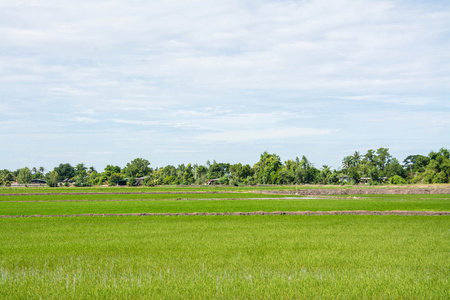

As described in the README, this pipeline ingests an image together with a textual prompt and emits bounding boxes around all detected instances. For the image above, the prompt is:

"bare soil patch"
[1,210,449,218]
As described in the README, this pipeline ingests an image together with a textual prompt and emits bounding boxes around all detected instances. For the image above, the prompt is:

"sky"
[1,0,449,172]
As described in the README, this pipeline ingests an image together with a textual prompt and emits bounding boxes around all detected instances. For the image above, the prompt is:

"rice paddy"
[0,187,449,299]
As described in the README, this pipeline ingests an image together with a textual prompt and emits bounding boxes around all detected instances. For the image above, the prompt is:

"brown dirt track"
[1,210,449,218]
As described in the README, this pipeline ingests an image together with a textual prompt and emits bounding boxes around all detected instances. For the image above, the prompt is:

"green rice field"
[1,187,449,299]
[1,192,449,216]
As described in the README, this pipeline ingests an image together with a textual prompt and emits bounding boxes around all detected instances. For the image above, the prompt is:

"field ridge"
[2,210,449,218]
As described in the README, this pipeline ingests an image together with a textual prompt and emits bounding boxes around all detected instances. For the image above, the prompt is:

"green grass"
[1,188,448,298]
[1,195,449,216]
[0,185,313,194]
[0,192,286,202]
[1,215,448,299]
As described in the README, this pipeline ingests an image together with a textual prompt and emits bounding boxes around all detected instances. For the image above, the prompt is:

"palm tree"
[353,151,361,166]
[342,156,353,169]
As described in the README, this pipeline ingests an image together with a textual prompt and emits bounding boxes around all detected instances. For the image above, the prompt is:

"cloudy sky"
[1,0,449,171]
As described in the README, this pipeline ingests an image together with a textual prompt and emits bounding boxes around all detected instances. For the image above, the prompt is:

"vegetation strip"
[2,210,449,218]
[0,191,233,196]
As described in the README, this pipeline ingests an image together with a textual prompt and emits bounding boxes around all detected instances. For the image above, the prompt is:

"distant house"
[117,179,128,186]
[135,177,147,186]
[30,179,46,184]
[206,178,220,185]
[338,175,349,183]
[359,177,371,184]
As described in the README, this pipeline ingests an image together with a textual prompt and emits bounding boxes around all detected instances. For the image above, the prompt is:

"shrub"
[433,171,447,183]
[389,175,406,185]
[128,177,136,186]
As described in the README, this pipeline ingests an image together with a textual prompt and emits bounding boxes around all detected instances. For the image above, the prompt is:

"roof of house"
[30,179,46,183]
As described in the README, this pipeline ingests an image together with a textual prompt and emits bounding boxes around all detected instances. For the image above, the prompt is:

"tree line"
[1,148,449,187]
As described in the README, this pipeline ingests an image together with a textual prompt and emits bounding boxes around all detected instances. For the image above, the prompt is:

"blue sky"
[1,0,449,172]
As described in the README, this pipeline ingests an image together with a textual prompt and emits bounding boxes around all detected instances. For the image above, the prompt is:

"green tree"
[0,170,14,186]
[75,163,88,177]
[17,167,32,184]
[87,170,100,186]
[195,165,208,184]
[420,148,450,183]
[207,161,231,180]
[46,170,59,187]
[123,158,151,178]
[294,156,318,184]
[108,173,123,186]
[182,163,195,185]
[363,149,376,164]
[32,171,44,180]
[375,148,393,172]
[230,163,254,183]
[317,165,338,184]
[277,167,295,184]
[54,163,75,181]
[104,165,121,177]
[253,151,282,184]
[384,158,407,178]
[403,155,430,175]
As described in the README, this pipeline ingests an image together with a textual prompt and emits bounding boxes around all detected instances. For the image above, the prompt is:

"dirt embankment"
[257,188,450,196]
[1,210,449,218]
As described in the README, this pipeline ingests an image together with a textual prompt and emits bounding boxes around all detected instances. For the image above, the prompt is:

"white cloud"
[194,127,335,143]
[0,0,449,170]
[335,95,436,106]
[2,0,449,97]
[72,116,100,124]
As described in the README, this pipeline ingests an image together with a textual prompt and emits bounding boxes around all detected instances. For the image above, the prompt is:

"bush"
[128,177,136,186]
[389,175,406,185]
[411,173,424,184]
[229,179,239,186]
[217,176,229,185]
[423,172,435,184]
[433,171,448,183]
[163,176,178,185]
